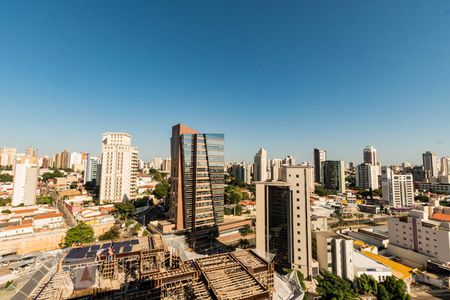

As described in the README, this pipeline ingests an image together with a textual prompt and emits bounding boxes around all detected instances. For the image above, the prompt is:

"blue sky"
[1,1,450,165]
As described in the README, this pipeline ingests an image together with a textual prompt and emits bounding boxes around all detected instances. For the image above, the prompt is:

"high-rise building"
[253,148,267,182]
[151,156,163,170]
[161,158,172,173]
[270,158,282,181]
[12,156,39,206]
[169,124,224,235]
[40,156,49,169]
[99,132,139,203]
[84,154,100,184]
[314,148,326,183]
[25,146,37,157]
[381,167,414,208]
[0,147,17,167]
[322,160,346,193]
[61,150,71,169]
[229,162,252,184]
[282,155,296,166]
[256,165,313,278]
[363,146,377,165]
[439,156,450,183]
[356,163,379,190]
[422,151,440,180]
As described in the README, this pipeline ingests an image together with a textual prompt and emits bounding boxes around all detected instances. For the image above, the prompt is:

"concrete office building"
[229,161,252,184]
[256,165,313,278]
[12,156,39,206]
[253,148,267,182]
[388,207,450,267]
[322,160,346,193]
[423,151,440,180]
[25,146,37,157]
[313,231,354,280]
[161,158,172,173]
[270,158,282,182]
[169,124,225,235]
[356,163,379,190]
[381,167,414,209]
[0,147,17,167]
[283,155,296,166]
[84,154,100,184]
[363,146,378,165]
[314,148,326,183]
[99,132,139,203]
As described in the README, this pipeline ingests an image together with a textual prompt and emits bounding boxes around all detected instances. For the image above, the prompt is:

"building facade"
[423,151,440,180]
[99,132,138,203]
[84,154,100,184]
[253,148,267,182]
[256,165,313,278]
[0,147,17,167]
[381,167,414,208]
[12,156,39,206]
[356,163,379,190]
[363,146,377,165]
[169,124,225,235]
[322,160,346,193]
[314,148,326,183]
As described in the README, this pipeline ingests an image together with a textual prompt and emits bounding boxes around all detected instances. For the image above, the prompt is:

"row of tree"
[316,271,410,300]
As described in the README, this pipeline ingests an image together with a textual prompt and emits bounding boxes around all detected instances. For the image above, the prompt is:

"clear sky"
[1,1,450,165]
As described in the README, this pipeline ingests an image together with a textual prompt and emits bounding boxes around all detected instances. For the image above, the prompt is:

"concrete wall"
[0,228,67,255]
[387,244,429,269]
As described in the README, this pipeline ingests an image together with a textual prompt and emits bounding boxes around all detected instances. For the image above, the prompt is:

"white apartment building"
[270,158,282,181]
[253,147,267,182]
[356,163,379,190]
[313,231,354,280]
[388,208,450,265]
[0,147,17,167]
[12,156,39,206]
[99,132,139,203]
[84,154,99,184]
[381,167,413,209]
[256,165,313,278]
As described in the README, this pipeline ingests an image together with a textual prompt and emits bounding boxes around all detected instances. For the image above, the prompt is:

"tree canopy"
[42,170,64,182]
[316,271,358,300]
[153,181,170,200]
[36,196,53,205]
[64,222,94,247]
[98,226,120,241]
[114,202,136,218]
[0,173,13,182]
[224,185,243,205]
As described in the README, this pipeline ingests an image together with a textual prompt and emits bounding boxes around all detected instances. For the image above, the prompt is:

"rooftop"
[362,251,414,280]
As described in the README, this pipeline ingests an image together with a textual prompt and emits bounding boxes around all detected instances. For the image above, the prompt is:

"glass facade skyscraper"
[170,124,224,236]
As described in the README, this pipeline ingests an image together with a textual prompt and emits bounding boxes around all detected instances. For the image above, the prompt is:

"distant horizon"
[1,1,450,165]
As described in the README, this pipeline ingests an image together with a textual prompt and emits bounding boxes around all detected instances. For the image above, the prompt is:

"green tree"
[153,181,170,200]
[316,271,358,300]
[98,226,120,241]
[42,170,64,182]
[36,196,53,205]
[0,198,11,206]
[225,185,243,205]
[354,274,378,295]
[0,173,13,182]
[114,202,136,219]
[64,222,94,247]
[377,285,390,300]
[378,276,410,300]
[414,194,429,202]
[70,181,78,189]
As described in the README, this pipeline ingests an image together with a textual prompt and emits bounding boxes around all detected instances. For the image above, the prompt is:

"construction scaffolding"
[32,235,273,300]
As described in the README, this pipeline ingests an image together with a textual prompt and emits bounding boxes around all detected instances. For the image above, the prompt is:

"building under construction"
[31,235,274,300]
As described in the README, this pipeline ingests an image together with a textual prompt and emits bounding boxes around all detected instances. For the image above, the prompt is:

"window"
[296,175,299,178]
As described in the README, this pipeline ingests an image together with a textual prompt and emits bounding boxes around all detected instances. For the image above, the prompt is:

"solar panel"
[131,239,139,245]
[123,245,132,253]
[101,243,111,249]
[91,245,100,251]
[86,252,96,258]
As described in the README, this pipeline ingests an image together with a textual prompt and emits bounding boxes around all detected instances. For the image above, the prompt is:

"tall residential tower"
[313,148,326,183]
[99,132,138,203]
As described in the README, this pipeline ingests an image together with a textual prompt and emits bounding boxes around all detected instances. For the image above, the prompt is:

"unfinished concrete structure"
[29,235,273,300]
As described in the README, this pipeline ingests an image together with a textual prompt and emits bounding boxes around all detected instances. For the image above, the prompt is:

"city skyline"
[2,1,450,164]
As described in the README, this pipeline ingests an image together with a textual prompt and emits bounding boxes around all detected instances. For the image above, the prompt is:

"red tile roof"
[431,213,450,222]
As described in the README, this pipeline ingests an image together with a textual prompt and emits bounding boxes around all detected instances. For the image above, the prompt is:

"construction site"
[25,234,274,300]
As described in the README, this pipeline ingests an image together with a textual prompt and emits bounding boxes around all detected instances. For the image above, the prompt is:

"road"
[49,190,77,227]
